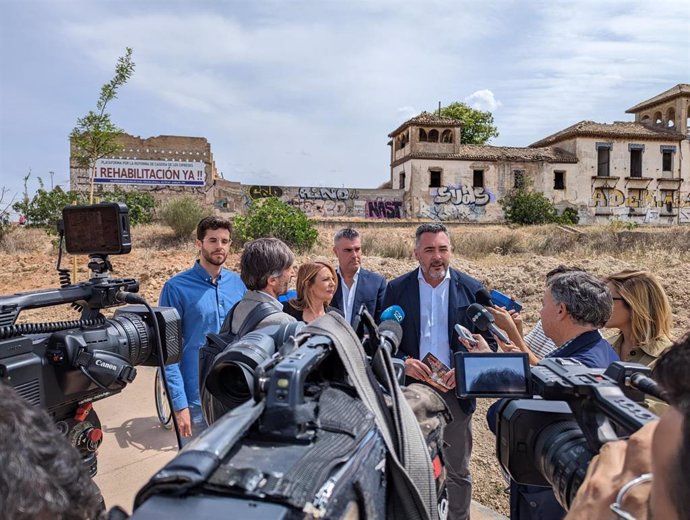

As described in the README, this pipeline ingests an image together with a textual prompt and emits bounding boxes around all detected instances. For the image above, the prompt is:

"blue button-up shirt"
[159,261,246,411]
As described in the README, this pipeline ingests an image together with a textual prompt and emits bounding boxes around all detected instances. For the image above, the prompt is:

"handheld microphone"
[629,372,668,403]
[380,305,405,323]
[378,320,403,355]
[474,288,494,308]
[466,303,511,345]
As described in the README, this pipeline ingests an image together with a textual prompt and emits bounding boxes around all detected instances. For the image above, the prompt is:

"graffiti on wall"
[298,187,358,201]
[366,199,403,219]
[418,185,495,221]
[591,188,685,209]
[248,185,284,199]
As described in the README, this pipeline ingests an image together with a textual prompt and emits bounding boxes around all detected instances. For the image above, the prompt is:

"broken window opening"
[554,170,565,190]
[428,129,439,142]
[630,149,642,177]
[441,129,453,143]
[429,170,442,188]
[473,169,484,188]
[597,147,610,177]
[399,172,406,189]
[513,170,525,189]
[662,150,673,172]
[419,129,428,142]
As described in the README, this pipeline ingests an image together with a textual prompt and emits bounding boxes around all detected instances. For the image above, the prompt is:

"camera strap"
[302,312,438,520]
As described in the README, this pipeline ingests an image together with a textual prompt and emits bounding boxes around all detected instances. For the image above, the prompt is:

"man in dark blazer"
[331,228,387,325]
[382,223,495,520]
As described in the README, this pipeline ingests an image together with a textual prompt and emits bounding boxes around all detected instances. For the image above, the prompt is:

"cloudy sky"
[1,0,688,207]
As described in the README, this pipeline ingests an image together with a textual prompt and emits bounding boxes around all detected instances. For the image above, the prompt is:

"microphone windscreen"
[380,305,405,323]
[466,303,494,331]
[379,320,403,352]
[475,288,493,307]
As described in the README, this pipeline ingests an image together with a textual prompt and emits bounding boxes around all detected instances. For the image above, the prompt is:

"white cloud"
[464,89,502,112]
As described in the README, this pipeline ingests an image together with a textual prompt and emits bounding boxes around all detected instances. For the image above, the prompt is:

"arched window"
[419,129,428,142]
[441,129,453,143]
[666,107,676,128]
[428,129,439,142]
[654,111,663,126]
[641,114,650,124]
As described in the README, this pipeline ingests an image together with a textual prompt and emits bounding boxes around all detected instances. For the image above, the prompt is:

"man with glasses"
[160,216,246,442]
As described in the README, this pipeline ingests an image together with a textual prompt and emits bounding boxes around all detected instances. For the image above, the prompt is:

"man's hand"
[442,368,456,389]
[565,420,657,520]
[404,358,432,382]
[175,407,193,437]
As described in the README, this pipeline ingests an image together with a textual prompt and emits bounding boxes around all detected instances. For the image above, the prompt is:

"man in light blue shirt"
[160,216,246,442]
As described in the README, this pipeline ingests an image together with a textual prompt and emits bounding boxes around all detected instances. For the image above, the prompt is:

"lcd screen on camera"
[63,203,131,255]
[455,352,531,398]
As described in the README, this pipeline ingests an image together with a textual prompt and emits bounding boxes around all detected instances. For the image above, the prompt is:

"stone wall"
[234,184,407,219]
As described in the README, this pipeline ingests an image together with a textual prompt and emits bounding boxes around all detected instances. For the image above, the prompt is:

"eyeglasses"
[609,473,652,520]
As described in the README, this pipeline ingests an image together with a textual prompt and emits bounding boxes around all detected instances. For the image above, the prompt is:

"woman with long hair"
[604,269,673,365]
[283,261,340,323]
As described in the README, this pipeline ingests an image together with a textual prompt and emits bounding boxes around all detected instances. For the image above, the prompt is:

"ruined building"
[389,84,690,224]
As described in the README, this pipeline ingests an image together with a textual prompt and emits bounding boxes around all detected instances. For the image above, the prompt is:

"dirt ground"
[2,223,689,516]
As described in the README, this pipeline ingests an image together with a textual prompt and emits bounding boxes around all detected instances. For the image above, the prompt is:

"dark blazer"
[382,267,496,414]
[331,268,387,325]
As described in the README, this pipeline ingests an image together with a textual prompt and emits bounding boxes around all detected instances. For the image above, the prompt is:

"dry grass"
[0,226,55,254]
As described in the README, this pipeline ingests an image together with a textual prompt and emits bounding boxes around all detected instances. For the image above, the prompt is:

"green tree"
[70,48,135,202]
[12,181,84,231]
[234,197,318,252]
[437,102,499,144]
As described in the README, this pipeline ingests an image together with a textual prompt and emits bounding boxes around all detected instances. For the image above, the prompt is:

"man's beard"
[202,249,227,266]
[424,263,447,279]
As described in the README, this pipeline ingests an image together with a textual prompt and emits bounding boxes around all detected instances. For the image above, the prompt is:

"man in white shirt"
[382,223,496,520]
[330,228,386,325]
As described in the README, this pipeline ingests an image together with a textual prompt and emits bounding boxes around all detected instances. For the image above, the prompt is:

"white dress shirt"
[338,267,360,324]
[418,268,451,367]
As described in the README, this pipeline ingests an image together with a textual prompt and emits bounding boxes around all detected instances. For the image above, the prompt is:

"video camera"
[454,352,663,510]
[0,203,181,476]
[129,308,447,520]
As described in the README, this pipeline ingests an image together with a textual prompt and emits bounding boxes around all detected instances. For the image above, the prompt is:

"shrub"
[13,186,84,232]
[557,207,579,225]
[500,188,559,225]
[160,196,207,238]
[234,197,318,252]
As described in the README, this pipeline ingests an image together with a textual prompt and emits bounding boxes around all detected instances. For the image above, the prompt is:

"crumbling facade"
[389,84,690,224]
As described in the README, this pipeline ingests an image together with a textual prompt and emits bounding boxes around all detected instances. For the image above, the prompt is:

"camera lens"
[206,332,276,410]
[534,420,595,509]
[108,313,152,366]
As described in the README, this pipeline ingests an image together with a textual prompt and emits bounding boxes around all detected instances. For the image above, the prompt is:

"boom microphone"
[380,305,405,323]
[466,303,512,345]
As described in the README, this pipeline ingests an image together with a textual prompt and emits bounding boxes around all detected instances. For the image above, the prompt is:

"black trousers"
[441,391,473,520]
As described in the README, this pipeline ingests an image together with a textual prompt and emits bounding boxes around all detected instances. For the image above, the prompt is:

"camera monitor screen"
[454,352,531,398]
[63,203,131,255]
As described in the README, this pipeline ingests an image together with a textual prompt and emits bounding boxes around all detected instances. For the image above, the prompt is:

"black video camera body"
[131,311,448,520]
[0,203,182,476]
[454,353,660,510]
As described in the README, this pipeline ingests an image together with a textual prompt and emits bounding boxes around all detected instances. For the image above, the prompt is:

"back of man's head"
[0,384,103,520]
[654,333,690,520]
[240,238,294,290]
[547,271,612,328]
